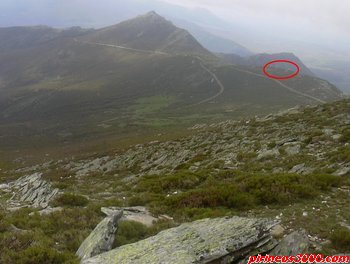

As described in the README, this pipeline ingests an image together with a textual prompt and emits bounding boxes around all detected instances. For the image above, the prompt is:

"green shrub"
[136,172,205,193]
[190,153,208,162]
[115,221,148,247]
[328,147,350,163]
[241,173,339,204]
[168,184,255,210]
[52,193,89,207]
[164,172,341,211]
[267,141,277,149]
[339,128,350,143]
[13,246,78,264]
[331,226,350,251]
[114,220,175,248]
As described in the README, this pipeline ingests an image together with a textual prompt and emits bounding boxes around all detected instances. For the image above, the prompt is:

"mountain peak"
[82,12,211,55]
[144,11,160,17]
[135,11,173,26]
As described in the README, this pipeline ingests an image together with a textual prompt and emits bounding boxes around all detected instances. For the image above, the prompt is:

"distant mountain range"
[0,12,344,148]
[218,52,316,77]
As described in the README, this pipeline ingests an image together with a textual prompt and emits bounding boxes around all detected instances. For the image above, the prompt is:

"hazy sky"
[162,0,350,53]
[0,0,348,58]
[162,0,350,32]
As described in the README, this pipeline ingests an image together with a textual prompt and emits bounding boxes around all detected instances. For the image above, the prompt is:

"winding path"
[191,57,225,106]
[82,40,326,105]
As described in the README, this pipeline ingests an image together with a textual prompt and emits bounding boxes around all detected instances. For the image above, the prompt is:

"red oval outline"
[263,59,300,80]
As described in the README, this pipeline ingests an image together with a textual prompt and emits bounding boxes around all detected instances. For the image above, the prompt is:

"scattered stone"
[285,144,301,155]
[289,164,314,175]
[271,224,285,239]
[0,183,9,189]
[29,206,63,216]
[257,148,280,161]
[76,209,123,260]
[276,138,298,146]
[332,134,342,140]
[9,224,29,233]
[333,165,350,177]
[323,129,334,136]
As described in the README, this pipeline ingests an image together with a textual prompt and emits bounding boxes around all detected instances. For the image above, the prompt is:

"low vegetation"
[331,226,350,252]
[52,193,89,207]
[133,171,342,217]
[114,220,175,247]
[0,99,349,262]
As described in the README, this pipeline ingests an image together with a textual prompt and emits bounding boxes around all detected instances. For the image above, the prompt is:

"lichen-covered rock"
[82,216,277,264]
[7,173,58,209]
[76,209,123,260]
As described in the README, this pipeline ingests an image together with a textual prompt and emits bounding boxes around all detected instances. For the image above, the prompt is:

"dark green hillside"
[0,12,345,152]
[0,26,90,52]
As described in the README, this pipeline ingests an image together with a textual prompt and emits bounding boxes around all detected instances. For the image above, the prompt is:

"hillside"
[0,12,345,151]
[0,99,349,262]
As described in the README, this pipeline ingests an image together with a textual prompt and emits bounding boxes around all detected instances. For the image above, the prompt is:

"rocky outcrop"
[82,216,278,264]
[6,173,59,209]
[76,209,123,260]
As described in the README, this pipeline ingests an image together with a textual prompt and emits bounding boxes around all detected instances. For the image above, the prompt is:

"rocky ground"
[0,99,349,263]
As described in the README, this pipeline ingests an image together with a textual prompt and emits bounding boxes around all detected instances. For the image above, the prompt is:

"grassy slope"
[0,99,349,262]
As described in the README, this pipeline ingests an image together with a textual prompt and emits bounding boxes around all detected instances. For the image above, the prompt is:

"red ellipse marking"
[263,59,300,80]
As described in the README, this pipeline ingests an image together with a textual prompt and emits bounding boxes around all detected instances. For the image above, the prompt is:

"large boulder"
[82,216,278,264]
[76,209,123,260]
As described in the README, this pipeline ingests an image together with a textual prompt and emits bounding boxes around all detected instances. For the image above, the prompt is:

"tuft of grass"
[52,193,89,207]
[114,220,175,247]
[330,226,350,251]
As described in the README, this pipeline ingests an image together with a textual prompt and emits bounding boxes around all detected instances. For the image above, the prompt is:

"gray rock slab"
[82,216,277,264]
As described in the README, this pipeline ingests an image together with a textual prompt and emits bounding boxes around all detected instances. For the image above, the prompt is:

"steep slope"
[171,19,253,57]
[82,11,211,55]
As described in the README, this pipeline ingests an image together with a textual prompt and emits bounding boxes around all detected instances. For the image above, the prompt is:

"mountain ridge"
[81,11,211,56]
[218,52,316,77]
